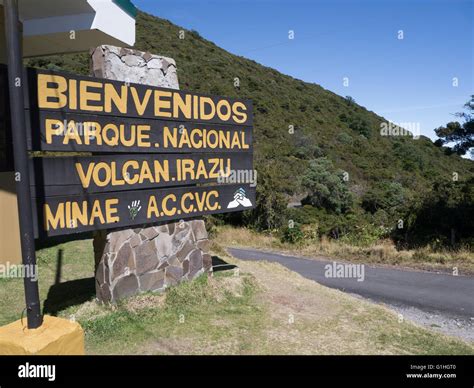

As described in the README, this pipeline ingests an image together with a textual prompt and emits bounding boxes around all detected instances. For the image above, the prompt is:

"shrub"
[302,157,353,214]
[361,181,407,215]
[350,120,371,138]
[280,222,304,244]
[337,132,353,145]
[339,223,390,247]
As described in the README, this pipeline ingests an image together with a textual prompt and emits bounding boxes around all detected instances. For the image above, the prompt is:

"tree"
[245,163,287,230]
[302,157,353,214]
[345,96,355,105]
[435,96,474,157]
[397,177,474,248]
[361,181,407,215]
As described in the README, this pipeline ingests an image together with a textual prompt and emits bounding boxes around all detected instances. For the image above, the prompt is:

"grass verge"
[0,237,472,354]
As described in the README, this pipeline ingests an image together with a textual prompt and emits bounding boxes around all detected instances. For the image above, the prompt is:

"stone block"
[172,223,193,244]
[156,224,169,234]
[130,233,141,248]
[107,229,134,252]
[91,45,179,90]
[155,232,173,258]
[97,283,112,303]
[95,260,105,284]
[168,255,180,267]
[165,266,183,286]
[139,270,165,292]
[182,259,190,277]
[112,274,139,301]
[112,243,135,279]
[192,220,208,241]
[188,249,203,279]
[135,241,159,275]
[157,260,169,271]
[176,240,195,262]
[197,239,210,253]
[140,226,160,241]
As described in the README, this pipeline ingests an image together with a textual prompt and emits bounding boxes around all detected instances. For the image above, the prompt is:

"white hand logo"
[227,188,252,209]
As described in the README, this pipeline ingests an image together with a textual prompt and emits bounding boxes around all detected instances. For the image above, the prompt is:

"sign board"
[26,69,252,125]
[4,67,255,238]
[32,183,256,237]
[29,152,253,196]
[25,111,252,153]
[23,68,253,152]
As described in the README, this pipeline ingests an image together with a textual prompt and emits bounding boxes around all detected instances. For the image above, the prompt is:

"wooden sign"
[0,66,255,237]
[25,68,252,124]
[33,184,256,237]
[25,110,252,153]
[22,68,253,154]
[29,152,253,196]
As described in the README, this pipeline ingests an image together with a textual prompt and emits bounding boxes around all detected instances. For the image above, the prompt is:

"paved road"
[228,247,474,319]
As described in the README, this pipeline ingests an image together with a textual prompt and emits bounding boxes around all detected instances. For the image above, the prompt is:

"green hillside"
[26,11,474,247]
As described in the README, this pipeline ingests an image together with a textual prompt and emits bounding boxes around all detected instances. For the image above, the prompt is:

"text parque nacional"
[43,118,250,151]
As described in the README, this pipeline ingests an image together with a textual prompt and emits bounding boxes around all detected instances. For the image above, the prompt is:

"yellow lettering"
[130,87,152,116]
[106,199,120,224]
[136,125,151,147]
[79,81,103,111]
[154,90,172,117]
[200,97,215,120]
[37,74,68,109]
[232,102,248,124]
[147,196,159,218]
[45,119,64,144]
[104,83,128,114]
[162,194,177,216]
[173,93,192,119]
[216,100,231,121]
[75,163,95,188]
[44,203,65,231]
[89,200,106,225]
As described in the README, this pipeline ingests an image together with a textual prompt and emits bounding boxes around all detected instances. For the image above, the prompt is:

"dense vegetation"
[26,11,474,249]
[434,96,474,157]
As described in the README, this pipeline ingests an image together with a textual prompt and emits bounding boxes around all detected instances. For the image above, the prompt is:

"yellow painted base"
[0,315,85,355]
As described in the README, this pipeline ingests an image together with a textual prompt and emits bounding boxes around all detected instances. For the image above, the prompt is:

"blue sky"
[133,0,473,140]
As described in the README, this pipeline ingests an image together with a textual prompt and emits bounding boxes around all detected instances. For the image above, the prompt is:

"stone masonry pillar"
[91,45,212,303]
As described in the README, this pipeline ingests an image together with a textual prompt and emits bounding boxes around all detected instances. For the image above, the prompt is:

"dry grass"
[124,293,166,313]
[220,252,473,354]
[214,225,474,275]
[78,250,473,355]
